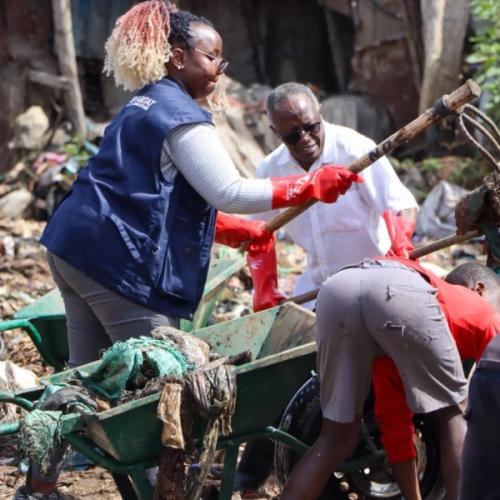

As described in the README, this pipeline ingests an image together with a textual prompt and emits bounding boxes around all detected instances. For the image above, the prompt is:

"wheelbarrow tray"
[0,252,246,370]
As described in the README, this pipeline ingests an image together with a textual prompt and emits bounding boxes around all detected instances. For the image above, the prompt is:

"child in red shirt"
[372,259,500,499]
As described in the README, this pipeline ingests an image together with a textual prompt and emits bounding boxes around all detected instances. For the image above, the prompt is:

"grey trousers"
[316,258,467,422]
[32,253,178,484]
[47,252,178,368]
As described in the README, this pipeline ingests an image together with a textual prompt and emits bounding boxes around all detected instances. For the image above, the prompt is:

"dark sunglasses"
[280,121,322,145]
[191,47,230,74]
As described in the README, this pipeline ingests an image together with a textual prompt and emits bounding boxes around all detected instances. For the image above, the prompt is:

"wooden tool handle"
[409,229,480,259]
[264,80,481,233]
[286,228,483,306]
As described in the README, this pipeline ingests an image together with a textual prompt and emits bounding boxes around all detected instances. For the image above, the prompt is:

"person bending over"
[281,259,500,500]
[371,261,500,499]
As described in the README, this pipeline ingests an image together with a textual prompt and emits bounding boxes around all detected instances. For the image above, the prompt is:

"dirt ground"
[0,465,121,500]
[0,464,281,499]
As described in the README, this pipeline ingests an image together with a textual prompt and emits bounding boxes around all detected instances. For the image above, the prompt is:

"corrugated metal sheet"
[349,39,420,127]
[71,0,134,59]
[354,0,406,49]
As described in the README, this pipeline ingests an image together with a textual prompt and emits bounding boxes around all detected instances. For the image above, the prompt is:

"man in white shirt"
[253,82,418,307]
[236,82,418,494]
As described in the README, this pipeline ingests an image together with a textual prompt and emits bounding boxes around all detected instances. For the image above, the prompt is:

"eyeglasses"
[191,47,230,74]
[280,121,322,145]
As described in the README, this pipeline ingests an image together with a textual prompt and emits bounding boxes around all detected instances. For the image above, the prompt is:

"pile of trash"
[0,219,52,319]
[11,327,242,500]
[2,105,98,220]
[1,78,277,222]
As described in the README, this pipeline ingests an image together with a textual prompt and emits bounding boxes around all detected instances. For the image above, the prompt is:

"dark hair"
[168,9,214,48]
[445,262,500,289]
[267,82,319,118]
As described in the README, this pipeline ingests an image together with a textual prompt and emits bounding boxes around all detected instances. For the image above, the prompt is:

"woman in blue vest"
[41,1,360,370]
[18,3,362,498]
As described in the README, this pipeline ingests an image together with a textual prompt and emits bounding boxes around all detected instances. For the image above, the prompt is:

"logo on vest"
[127,96,156,111]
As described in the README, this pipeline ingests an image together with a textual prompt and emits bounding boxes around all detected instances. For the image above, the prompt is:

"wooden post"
[419,0,469,113]
[51,0,86,138]
[400,0,423,91]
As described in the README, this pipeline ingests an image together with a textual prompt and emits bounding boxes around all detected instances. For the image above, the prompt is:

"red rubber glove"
[271,165,363,209]
[247,235,286,311]
[214,213,272,249]
[383,210,416,259]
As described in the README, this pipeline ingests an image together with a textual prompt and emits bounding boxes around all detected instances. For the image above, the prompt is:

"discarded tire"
[275,375,445,499]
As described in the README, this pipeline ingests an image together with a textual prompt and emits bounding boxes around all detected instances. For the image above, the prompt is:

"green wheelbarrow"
[0,252,246,371]
[0,302,443,499]
[0,302,316,499]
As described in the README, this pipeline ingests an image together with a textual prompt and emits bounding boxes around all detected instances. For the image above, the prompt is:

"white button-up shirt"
[254,122,418,300]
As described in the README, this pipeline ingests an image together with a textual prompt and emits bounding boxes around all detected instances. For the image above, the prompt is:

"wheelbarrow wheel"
[274,375,445,499]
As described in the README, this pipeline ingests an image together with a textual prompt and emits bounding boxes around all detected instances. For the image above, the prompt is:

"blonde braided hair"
[103,1,176,91]
[103,1,228,112]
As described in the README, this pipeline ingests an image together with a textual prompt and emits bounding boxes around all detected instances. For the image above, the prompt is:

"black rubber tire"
[274,375,445,499]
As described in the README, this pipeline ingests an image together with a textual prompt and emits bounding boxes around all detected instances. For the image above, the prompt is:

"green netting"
[17,338,192,474]
[77,336,192,399]
[18,409,62,474]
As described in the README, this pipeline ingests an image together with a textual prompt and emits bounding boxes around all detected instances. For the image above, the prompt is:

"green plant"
[467,0,500,123]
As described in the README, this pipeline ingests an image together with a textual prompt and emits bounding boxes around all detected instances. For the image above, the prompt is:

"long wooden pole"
[409,229,481,258]
[286,229,482,306]
[52,0,86,138]
[263,80,481,233]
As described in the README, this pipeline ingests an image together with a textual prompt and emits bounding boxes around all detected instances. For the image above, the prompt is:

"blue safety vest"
[41,78,216,319]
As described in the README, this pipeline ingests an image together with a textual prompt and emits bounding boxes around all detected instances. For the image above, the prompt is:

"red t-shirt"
[373,257,500,463]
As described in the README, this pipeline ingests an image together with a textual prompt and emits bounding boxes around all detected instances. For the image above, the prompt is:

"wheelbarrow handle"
[0,318,33,333]
[0,420,21,436]
[0,390,35,411]
[263,79,481,233]
[0,318,63,369]
[0,391,33,436]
